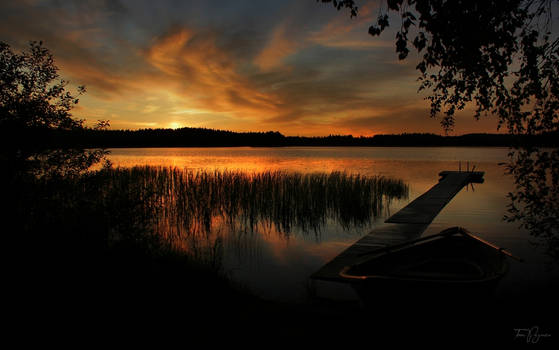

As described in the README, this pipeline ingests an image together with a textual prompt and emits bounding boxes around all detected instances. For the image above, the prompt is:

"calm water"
[108,147,557,302]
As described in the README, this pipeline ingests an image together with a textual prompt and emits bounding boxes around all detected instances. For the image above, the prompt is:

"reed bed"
[15,166,408,267]
[93,166,409,237]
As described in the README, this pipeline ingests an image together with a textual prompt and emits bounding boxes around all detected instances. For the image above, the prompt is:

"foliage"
[504,147,559,260]
[13,168,242,314]
[321,0,559,135]
[0,40,107,179]
[320,0,559,261]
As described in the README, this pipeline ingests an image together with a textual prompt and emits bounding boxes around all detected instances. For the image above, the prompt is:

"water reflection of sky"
[108,147,557,302]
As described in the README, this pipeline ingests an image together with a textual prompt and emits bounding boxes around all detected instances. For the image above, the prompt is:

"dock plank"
[385,171,484,224]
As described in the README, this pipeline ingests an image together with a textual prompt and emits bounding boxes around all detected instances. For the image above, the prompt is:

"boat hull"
[340,227,510,305]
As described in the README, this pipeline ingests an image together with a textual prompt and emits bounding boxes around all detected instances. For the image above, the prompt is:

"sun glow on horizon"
[6,1,505,136]
[168,121,182,129]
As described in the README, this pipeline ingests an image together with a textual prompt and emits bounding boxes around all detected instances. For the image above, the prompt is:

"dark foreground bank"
[28,257,555,347]
[6,167,555,346]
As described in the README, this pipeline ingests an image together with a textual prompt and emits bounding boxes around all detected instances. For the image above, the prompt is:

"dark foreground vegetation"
[9,126,558,148]
[13,165,408,261]
[9,167,554,344]
[9,166,553,344]
[8,166,414,338]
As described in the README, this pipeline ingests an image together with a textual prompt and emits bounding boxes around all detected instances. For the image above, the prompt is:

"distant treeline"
[6,127,559,149]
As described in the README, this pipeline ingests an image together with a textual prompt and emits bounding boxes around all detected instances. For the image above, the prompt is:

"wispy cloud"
[143,27,282,118]
[254,20,301,71]
[0,0,487,135]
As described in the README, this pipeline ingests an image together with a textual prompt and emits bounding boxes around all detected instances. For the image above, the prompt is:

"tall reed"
[14,166,408,268]
[97,166,409,238]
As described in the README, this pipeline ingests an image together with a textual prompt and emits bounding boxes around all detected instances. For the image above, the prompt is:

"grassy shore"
[6,165,413,341]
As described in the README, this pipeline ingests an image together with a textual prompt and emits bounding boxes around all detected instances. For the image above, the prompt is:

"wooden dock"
[311,170,484,283]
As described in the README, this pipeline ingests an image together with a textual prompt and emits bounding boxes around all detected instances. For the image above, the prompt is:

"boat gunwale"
[339,226,510,284]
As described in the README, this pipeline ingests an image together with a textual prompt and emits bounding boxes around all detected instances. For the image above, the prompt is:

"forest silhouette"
[12,126,559,148]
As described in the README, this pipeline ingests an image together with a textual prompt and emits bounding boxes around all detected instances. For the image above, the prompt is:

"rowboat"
[339,227,520,303]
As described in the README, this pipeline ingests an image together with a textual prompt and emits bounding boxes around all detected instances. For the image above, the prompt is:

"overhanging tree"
[0,40,108,179]
[320,0,558,260]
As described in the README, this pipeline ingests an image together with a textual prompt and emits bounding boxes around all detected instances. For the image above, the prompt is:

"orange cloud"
[144,27,282,120]
[2,0,506,136]
[254,21,300,71]
[61,22,425,136]
[59,59,130,97]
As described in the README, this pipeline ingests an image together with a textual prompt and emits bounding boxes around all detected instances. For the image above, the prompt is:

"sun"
[168,122,182,129]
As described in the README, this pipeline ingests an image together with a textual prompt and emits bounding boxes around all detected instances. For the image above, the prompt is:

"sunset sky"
[1,0,503,136]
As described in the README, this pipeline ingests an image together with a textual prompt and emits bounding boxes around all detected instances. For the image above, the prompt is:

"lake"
[107,146,557,303]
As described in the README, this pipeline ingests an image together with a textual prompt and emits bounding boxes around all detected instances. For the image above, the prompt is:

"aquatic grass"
[9,164,409,313]
[92,166,409,240]
[12,166,408,270]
